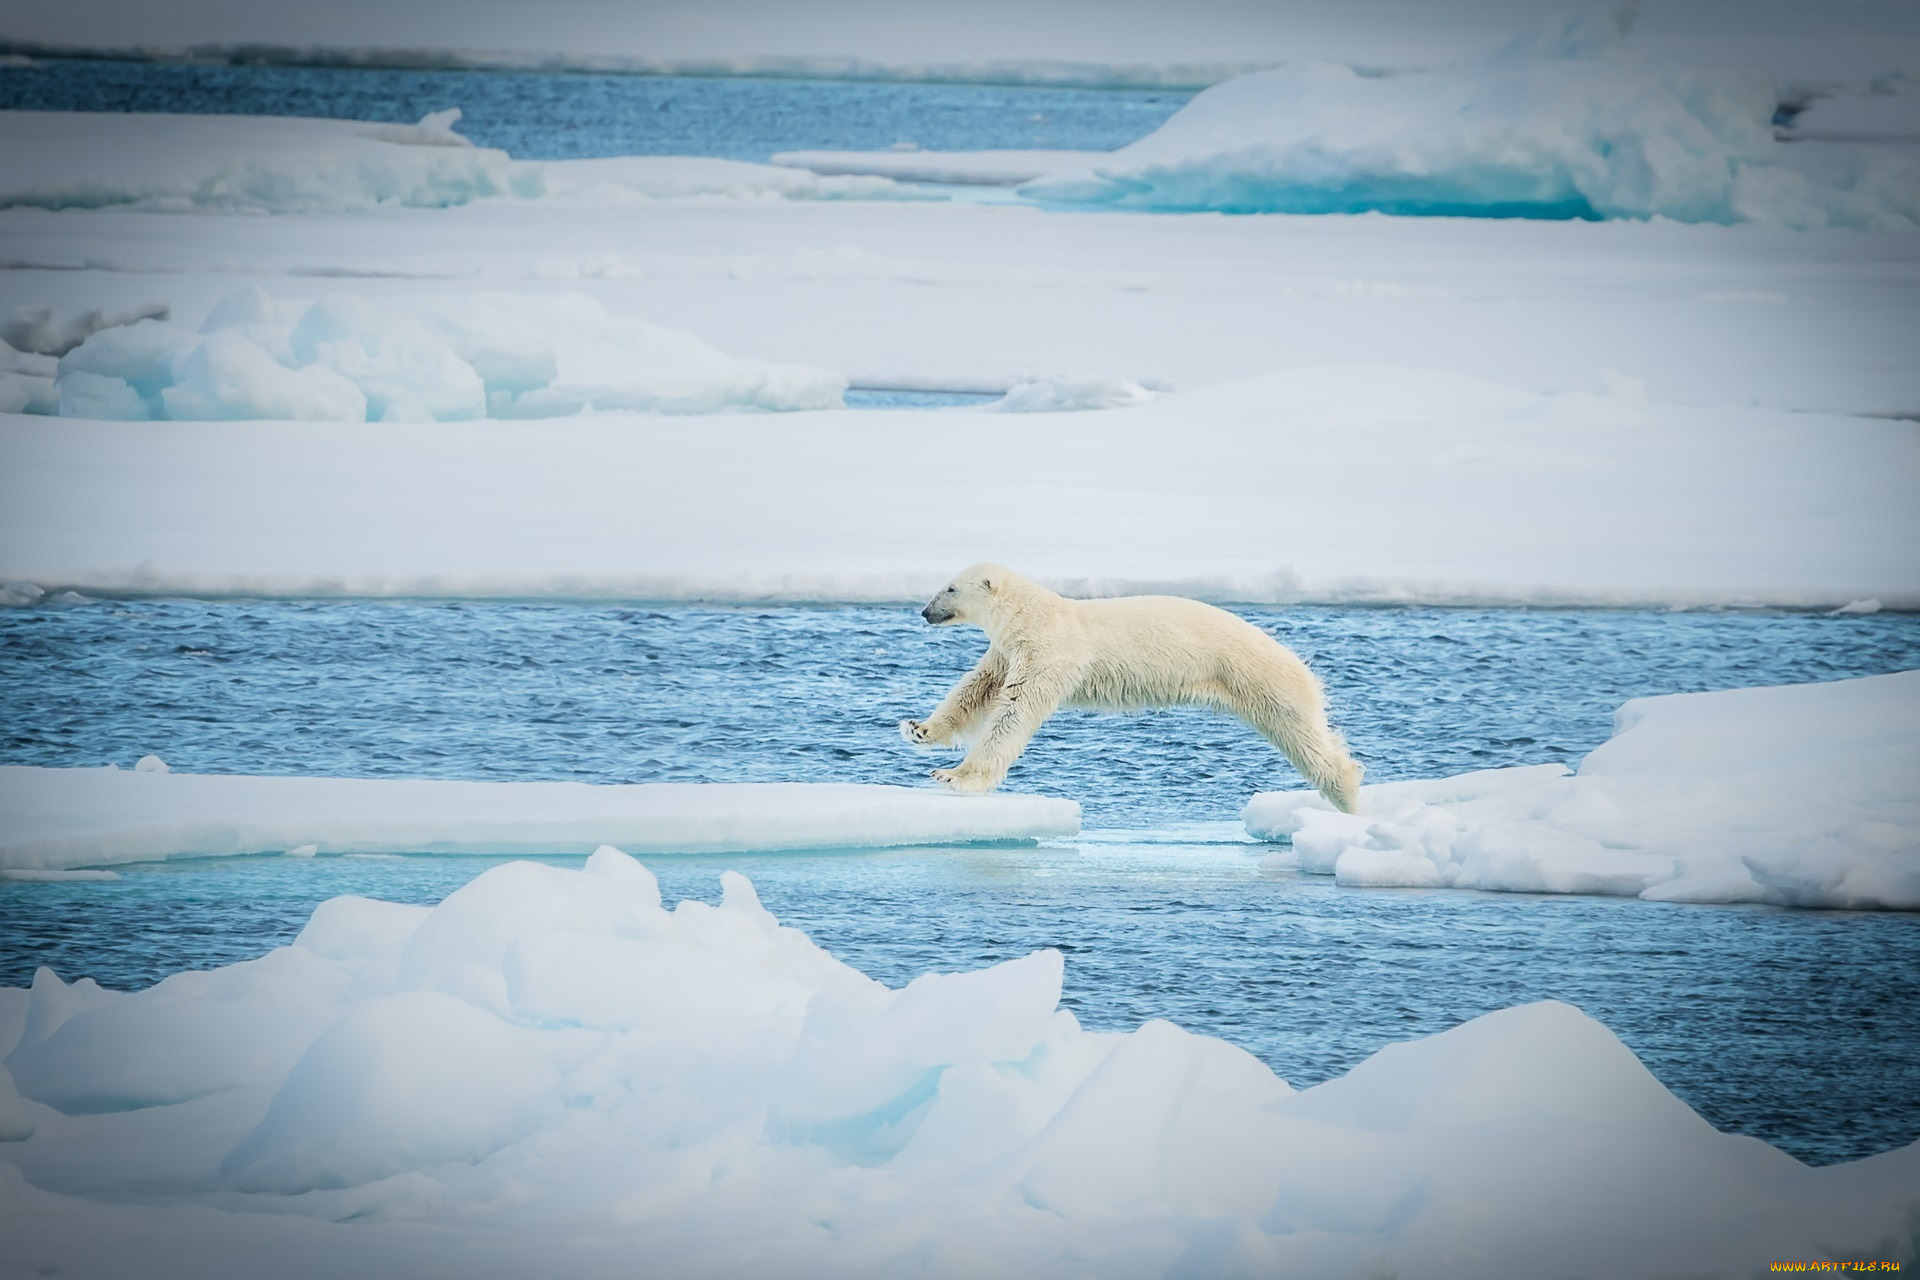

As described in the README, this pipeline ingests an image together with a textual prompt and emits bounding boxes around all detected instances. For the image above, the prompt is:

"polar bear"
[901,563,1363,811]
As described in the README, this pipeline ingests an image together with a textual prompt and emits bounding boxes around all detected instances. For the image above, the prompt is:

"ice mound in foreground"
[1248,670,1920,909]
[1,849,1914,1280]
[38,287,842,421]
[1022,13,1918,227]
[0,110,927,213]
[0,770,1080,871]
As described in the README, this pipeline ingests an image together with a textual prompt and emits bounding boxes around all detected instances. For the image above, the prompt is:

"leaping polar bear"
[901,563,1363,811]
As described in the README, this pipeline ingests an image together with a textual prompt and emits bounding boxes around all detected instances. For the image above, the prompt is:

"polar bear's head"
[921,562,1014,627]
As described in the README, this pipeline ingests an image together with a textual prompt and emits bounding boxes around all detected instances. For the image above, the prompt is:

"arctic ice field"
[3,1,1920,1276]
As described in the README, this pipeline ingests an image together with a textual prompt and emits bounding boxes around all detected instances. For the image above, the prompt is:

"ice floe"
[3,157,1912,415]
[5,365,1914,609]
[1247,671,1920,910]
[0,769,1079,871]
[25,287,843,421]
[0,847,1914,1278]
[0,110,928,214]
[1022,13,1920,227]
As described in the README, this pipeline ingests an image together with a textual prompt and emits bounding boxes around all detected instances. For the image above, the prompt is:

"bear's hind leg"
[1224,682,1364,814]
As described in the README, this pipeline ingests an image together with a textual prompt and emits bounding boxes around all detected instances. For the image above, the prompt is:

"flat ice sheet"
[4,365,1916,608]
[0,111,918,213]
[0,849,1914,1280]
[1246,670,1920,910]
[0,768,1081,869]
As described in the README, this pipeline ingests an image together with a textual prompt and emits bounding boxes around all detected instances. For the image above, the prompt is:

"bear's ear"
[980,576,995,592]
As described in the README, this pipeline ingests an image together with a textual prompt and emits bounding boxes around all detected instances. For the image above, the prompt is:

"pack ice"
[2,848,1915,1279]
[1021,11,1920,227]
[1248,671,1920,910]
[13,287,844,421]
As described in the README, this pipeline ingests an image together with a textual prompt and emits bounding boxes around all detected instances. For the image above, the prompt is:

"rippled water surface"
[0,59,1190,160]
[6,600,1916,825]
[3,599,1918,1164]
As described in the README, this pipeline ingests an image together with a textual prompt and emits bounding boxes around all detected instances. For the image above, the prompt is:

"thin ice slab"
[0,767,1080,870]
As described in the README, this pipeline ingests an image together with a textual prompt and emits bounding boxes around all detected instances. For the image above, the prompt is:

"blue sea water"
[3,598,1918,1165]
[0,58,1189,161]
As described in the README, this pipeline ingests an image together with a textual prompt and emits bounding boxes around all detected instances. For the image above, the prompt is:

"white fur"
[903,563,1363,810]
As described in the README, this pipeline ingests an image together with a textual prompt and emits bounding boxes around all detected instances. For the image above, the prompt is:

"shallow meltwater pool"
[3,598,1918,1164]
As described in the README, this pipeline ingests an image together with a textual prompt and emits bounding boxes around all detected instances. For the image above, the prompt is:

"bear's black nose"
[921,604,936,623]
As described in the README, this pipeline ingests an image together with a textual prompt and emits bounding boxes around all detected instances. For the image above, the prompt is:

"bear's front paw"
[931,767,994,794]
[900,719,933,745]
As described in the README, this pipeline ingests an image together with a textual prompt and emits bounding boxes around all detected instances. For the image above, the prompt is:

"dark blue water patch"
[843,388,1004,409]
[0,59,1187,161]
[3,841,1915,1167]
[2,599,1915,830]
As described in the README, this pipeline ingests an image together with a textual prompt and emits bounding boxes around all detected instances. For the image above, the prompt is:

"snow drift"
[1,847,1914,1279]
[0,768,1080,870]
[1022,12,1920,227]
[26,287,843,421]
[0,110,924,214]
[1247,670,1920,910]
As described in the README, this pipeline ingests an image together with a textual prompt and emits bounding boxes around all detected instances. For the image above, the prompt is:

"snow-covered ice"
[1022,16,1920,226]
[0,111,922,214]
[28,287,844,421]
[4,365,1913,608]
[0,846,1914,1279]
[5,170,1914,418]
[0,768,1080,871]
[1246,671,1920,910]
[990,374,1156,411]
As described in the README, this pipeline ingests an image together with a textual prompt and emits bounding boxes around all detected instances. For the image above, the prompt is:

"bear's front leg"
[904,650,1007,747]
[931,675,1062,794]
